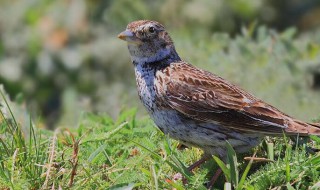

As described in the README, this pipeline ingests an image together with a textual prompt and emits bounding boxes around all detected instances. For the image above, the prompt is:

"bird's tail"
[288,120,320,136]
[308,122,320,135]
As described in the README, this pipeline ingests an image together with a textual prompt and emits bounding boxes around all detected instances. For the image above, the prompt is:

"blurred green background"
[1,0,320,128]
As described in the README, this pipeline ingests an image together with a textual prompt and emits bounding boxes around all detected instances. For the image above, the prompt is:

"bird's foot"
[206,168,222,190]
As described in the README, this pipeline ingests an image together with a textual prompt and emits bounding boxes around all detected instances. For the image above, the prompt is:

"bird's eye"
[149,27,155,33]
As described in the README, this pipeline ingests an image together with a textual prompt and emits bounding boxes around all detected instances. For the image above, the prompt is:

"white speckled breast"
[134,64,157,112]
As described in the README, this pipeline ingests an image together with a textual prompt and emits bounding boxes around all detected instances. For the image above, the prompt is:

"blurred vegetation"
[0,0,320,128]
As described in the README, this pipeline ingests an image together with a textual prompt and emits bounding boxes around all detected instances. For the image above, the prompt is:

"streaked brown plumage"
[118,20,320,161]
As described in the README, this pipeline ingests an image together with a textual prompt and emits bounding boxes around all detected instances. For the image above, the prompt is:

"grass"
[0,90,320,189]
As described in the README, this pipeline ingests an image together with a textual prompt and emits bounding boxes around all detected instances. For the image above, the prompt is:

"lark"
[118,20,320,187]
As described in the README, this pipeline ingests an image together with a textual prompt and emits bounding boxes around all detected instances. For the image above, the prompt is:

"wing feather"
[157,62,299,134]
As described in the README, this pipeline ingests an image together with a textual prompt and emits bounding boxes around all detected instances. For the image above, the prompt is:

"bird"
[117,20,320,187]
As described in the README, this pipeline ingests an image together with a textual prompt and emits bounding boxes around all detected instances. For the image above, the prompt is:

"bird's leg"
[187,156,209,171]
[187,156,223,189]
[206,168,222,189]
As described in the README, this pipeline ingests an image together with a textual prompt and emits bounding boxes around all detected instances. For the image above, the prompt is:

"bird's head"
[118,20,177,63]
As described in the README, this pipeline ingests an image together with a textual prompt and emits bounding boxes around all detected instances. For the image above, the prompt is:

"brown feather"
[157,61,320,136]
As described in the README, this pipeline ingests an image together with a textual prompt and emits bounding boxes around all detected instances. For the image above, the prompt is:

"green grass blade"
[285,149,291,182]
[0,106,13,135]
[267,142,274,161]
[150,164,158,190]
[310,135,320,144]
[307,154,320,169]
[0,89,18,130]
[163,135,172,155]
[88,144,107,162]
[237,154,254,190]
[226,141,239,187]
[132,140,192,181]
[213,155,230,182]
[169,154,192,176]
[82,164,101,187]
[131,140,163,160]
[282,132,291,183]
[0,137,10,156]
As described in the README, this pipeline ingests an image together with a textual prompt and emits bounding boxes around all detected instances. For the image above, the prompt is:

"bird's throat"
[131,47,181,68]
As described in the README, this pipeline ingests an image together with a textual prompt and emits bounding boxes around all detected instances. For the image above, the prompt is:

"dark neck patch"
[132,49,181,72]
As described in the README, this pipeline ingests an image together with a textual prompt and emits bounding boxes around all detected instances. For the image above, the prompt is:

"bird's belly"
[150,109,262,156]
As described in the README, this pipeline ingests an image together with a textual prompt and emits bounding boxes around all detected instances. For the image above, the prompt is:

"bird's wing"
[156,61,310,135]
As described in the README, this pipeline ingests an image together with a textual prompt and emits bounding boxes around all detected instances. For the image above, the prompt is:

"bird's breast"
[134,66,158,112]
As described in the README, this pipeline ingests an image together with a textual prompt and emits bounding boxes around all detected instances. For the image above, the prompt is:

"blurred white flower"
[37,50,55,76]
[0,57,23,82]
[60,48,83,70]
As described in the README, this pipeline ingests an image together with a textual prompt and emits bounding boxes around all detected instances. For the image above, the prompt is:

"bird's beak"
[117,30,134,41]
[117,29,141,45]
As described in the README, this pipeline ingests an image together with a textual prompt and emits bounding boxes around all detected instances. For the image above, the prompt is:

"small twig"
[68,142,79,187]
[65,127,90,187]
[64,129,79,188]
